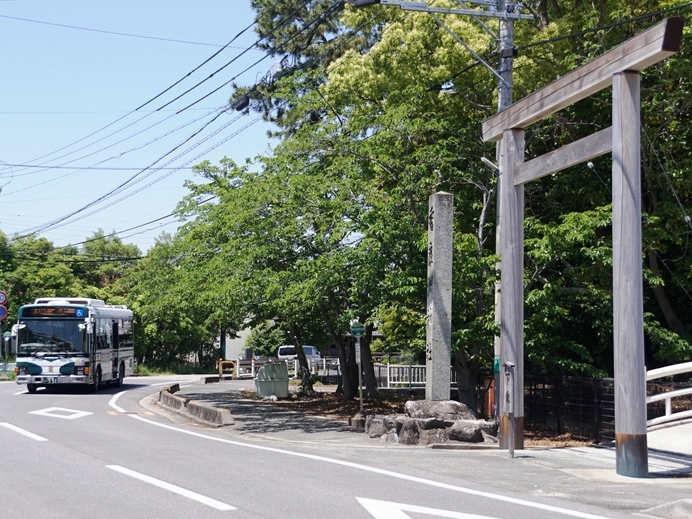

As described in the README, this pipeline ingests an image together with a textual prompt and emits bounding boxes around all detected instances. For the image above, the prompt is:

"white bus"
[14,297,134,393]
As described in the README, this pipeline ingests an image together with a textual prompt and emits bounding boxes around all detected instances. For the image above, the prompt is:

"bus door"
[111,321,120,376]
[95,318,114,381]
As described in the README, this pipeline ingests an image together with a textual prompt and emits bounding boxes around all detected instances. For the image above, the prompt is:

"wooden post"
[499,129,525,449]
[612,71,648,478]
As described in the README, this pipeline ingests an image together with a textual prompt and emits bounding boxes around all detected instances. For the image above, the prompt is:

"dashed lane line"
[0,422,48,441]
[106,465,235,511]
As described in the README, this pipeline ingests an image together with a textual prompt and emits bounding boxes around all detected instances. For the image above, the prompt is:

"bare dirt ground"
[244,388,595,448]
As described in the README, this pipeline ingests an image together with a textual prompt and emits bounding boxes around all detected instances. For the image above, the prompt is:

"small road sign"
[0,307,7,321]
[0,291,6,305]
[350,323,365,338]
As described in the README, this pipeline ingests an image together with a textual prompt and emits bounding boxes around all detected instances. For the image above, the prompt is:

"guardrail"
[646,361,692,427]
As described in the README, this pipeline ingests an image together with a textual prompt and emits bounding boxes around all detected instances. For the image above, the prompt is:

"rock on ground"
[364,401,498,447]
[405,400,478,421]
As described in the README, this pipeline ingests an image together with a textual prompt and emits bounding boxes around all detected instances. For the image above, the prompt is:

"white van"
[277,345,321,361]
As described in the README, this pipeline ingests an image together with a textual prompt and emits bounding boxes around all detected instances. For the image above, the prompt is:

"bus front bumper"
[16,375,89,385]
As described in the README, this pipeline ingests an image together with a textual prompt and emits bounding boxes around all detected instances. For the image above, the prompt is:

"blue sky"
[0,0,279,253]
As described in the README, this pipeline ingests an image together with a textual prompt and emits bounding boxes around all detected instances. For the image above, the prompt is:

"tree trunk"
[361,323,379,398]
[319,303,356,399]
[453,347,477,410]
[288,324,315,395]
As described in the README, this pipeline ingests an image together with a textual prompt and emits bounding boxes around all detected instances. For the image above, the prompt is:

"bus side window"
[120,320,133,348]
[97,319,108,350]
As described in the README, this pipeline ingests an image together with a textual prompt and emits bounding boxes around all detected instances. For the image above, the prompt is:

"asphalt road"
[0,377,689,519]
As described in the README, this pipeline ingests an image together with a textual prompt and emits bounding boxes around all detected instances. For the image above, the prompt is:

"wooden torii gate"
[482,18,684,477]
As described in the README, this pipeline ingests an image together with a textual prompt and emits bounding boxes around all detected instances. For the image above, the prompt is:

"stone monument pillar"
[426,192,453,401]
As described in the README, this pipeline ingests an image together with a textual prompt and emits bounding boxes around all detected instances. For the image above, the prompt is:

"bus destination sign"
[22,307,87,318]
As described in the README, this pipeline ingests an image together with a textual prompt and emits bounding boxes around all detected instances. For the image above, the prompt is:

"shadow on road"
[180,391,356,435]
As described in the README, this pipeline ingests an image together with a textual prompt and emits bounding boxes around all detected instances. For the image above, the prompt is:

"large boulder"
[447,422,484,443]
[397,418,420,445]
[405,400,478,421]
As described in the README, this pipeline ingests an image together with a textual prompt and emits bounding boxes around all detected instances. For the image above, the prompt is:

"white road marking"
[106,465,235,511]
[0,422,48,441]
[29,407,93,420]
[14,390,28,395]
[110,393,613,519]
[109,391,126,412]
[358,497,498,519]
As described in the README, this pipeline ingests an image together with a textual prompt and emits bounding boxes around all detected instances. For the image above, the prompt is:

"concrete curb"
[200,375,235,384]
[188,400,234,426]
[158,384,233,427]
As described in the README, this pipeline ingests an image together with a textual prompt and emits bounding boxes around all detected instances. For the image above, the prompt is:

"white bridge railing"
[646,361,692,427]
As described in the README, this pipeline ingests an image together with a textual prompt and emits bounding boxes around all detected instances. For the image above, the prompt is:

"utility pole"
[353,0,532,451]
[494,0,516,445]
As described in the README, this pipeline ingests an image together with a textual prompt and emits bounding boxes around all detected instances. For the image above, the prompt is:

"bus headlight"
[73,365,89,375]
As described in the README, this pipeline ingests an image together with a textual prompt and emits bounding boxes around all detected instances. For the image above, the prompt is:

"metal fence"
[524,375,615,442]
[525,374,692,442]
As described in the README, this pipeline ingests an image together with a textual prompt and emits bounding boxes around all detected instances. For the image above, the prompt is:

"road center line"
[111,389,611,519]
[106,465,235,511]
[0,422,48,442]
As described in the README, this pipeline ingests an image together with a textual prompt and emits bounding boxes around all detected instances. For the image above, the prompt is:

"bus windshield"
[17,319,86,356]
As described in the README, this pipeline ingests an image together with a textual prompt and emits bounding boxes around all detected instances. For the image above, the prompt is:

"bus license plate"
[42,377,58,384]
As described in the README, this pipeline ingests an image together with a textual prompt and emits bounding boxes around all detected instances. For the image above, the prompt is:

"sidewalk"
[148,377,692,519]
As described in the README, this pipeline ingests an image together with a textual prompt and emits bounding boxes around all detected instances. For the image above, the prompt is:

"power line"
[155,0,319,114]
[7,107,221,180]
[16,108,239,235]
[49,195,216,251]
[16,2,350,236]
[177,0,348,115]
[0,13,239,47]
[39,116,265,234]
[13,0,284,168]
[4,164,196,171]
